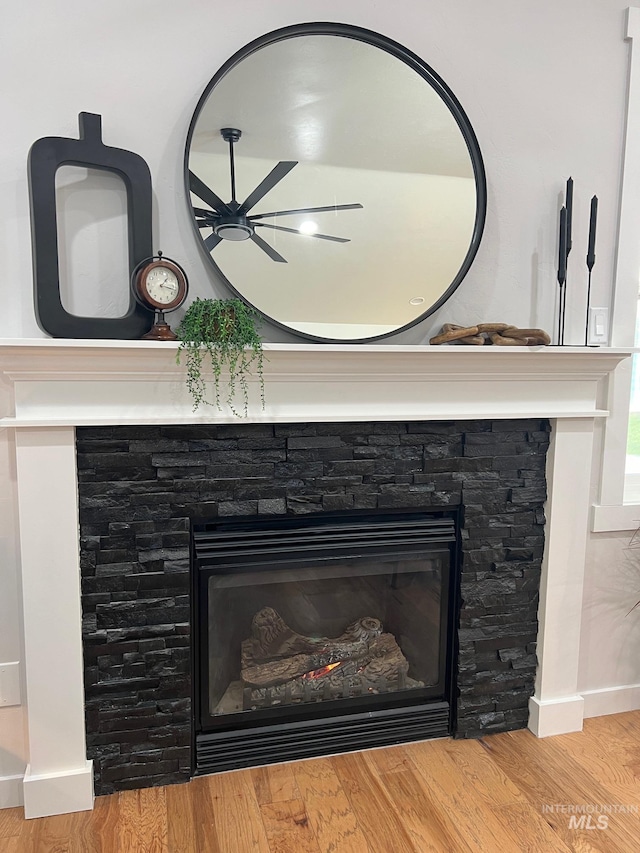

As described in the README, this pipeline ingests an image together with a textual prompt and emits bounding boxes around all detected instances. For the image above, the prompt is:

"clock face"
[145,266,180,304]
[135,258,188,311]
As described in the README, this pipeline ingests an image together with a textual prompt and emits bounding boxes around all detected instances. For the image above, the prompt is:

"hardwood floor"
[3,711,640,851]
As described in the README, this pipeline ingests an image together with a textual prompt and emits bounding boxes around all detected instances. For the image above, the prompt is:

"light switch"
[588,307,609,346]
[0,662,21,707]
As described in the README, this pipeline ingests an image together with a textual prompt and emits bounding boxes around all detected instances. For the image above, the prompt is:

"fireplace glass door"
[193,510,458,773]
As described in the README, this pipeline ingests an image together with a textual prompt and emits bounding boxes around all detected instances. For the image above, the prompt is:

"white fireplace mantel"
[0,339,631,818]
[0,339,628,425]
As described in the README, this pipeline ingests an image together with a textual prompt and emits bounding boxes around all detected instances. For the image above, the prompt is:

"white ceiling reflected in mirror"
[185,23,486,342]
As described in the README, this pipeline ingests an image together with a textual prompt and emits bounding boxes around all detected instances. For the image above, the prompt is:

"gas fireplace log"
[241,635,387,687]
[242,649,350,687]
[245,633,418,708]
[242,607,383,666]
[242,630,410,689]
[360,633,410,682]
[238,608,421,709]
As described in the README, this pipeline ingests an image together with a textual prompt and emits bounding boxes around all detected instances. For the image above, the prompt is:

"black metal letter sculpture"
[28,112,154,338]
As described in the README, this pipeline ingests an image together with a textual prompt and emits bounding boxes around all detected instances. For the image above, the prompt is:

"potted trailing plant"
[176,297,264,416]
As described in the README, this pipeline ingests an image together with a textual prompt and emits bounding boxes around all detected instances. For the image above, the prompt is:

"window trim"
[592,8,640,531]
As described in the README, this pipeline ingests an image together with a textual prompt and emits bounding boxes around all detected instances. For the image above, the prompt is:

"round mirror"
[185,23,486,342]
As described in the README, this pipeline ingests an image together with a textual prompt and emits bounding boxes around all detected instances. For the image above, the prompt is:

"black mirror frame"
[184,22,487,343]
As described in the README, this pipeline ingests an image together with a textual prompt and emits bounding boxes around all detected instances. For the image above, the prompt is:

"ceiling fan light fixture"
[189,128,362,261]
[214,222,254,241]
[298,220,319,235]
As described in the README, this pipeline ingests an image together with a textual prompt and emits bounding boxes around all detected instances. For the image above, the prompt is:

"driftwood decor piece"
[430,323,551,346]
[237,607,423,710]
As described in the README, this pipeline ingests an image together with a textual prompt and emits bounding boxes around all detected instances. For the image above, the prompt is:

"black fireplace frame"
[191,507,461,775]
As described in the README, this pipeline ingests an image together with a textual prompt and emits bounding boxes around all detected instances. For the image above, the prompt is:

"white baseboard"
[582,683,640,718]
[528,695,585,737]
[0,774,24,809]
[23,761,94,819]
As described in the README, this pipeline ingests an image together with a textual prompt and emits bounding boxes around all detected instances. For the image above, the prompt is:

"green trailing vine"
[176,297,265,416]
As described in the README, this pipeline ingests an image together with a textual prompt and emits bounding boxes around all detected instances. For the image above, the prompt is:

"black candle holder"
[584,195,598,346]
[556,204,567,345]
[554,179,599,347]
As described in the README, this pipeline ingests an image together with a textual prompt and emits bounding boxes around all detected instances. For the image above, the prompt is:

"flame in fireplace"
[302,662,342,680]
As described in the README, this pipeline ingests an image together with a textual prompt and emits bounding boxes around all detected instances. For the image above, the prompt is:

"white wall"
[1,0,638,798]
[0,0,631,343]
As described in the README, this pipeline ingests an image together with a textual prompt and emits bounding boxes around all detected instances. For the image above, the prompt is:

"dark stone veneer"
[77,419,549,795]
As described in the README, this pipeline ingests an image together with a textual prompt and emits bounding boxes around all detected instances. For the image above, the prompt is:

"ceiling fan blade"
[193,206,220,219]
[250,203,363,220]
[195,211,219,229]
[255,222,350,243]
[189,171,231,215]
[238,161,298,214]
[203,231,223,252]
[250,231,287,263]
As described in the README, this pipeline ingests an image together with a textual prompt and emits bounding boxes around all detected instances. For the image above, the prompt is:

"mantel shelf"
[0,339,631,428]
[0,338,634,354]
[0,411,611,429]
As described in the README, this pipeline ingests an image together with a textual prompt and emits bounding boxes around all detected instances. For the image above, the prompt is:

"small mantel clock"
[132,252,188,340]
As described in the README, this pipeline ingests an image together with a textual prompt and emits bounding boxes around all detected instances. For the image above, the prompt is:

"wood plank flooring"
[3,711,640,851]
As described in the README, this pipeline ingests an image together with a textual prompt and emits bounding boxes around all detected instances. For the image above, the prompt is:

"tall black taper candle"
[558,205,567,345]
[561,177,573,344]
[565,177,573,255]
[585,195,598,345]
[558,206,567,281]
[587,195,598,269]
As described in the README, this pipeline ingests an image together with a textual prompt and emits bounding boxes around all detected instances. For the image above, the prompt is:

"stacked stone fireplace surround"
[77,417,549,796]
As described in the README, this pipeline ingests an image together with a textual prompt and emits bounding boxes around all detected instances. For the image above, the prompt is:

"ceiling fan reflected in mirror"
[189,128,363,263]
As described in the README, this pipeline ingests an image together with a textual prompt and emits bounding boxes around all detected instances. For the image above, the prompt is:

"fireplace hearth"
[192,510,458,773]
[77,417,549,795]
